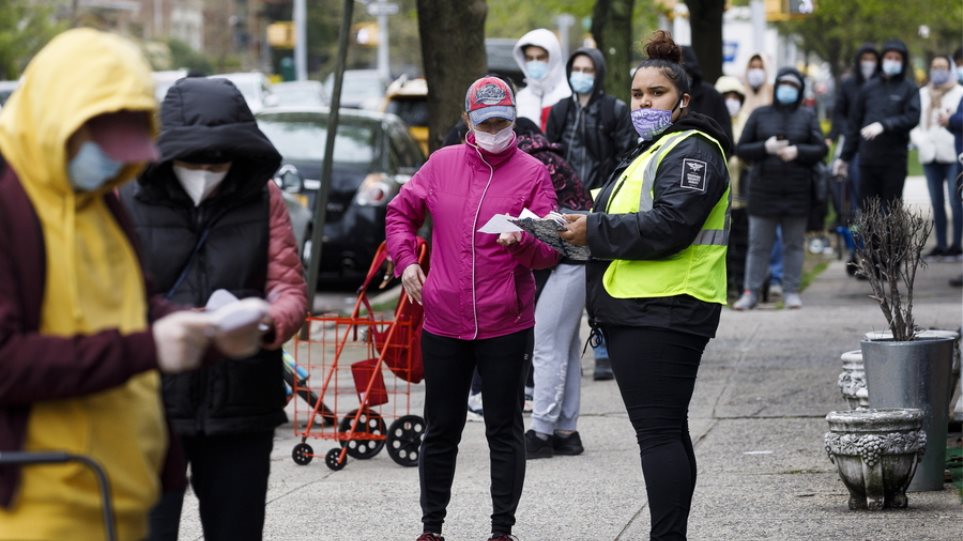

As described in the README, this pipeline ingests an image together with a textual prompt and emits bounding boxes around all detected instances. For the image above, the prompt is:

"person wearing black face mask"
[732,69,828,311]
[836,39,921,209]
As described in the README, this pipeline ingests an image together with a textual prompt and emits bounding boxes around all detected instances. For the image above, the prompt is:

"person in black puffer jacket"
[733,68,828,310]
[122,77,307,541]
[838,38,921,208]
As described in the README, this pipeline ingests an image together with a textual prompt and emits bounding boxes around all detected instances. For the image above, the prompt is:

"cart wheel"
[291,442,314,466]
[325,448,346,471]
[338,408,386,460]
[387,415,425,467]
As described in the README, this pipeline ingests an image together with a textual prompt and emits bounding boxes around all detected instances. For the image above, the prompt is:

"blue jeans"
[923,162,963,250]
[768,226,783,286]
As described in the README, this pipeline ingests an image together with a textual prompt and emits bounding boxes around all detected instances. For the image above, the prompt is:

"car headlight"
[355,173,397,206]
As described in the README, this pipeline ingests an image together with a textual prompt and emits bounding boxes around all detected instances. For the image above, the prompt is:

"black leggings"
[603,326,709,541]
[419,328,530,536]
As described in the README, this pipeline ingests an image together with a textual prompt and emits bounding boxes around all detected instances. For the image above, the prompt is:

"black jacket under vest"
[122,77,285,436]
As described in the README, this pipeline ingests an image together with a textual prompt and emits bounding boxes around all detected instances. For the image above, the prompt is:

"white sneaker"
[732,291,758,311]
[769,283,783,299]
[784,293,802,309]
[467,392,483,414]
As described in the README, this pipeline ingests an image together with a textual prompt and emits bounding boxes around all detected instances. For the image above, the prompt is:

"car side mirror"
[275,164,304,193]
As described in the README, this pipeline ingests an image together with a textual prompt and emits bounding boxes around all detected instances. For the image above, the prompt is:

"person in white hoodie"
[910,54,963,259]
[513,28,571,132]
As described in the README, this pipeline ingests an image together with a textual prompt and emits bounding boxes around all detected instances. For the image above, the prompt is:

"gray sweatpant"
[531,263,585,435]
[744,215,807,295]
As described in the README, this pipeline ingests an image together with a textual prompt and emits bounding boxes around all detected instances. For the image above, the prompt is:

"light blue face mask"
[882,59,902,77]
[525,60,549,81]
[775,84,799,105]
[569,72,595,94]
[68,141,124,192]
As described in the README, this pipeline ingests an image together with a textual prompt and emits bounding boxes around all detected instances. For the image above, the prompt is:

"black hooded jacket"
[545,47,636,190]
[121,77,286,436]
[585,111,731,338]
[840,39,921,166]
[828,43,879,141]
[682,46,734,153]
[735,68,828,217]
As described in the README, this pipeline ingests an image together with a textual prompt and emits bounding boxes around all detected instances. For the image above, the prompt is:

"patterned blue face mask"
[68,141,124,192]
[631,97,683,140]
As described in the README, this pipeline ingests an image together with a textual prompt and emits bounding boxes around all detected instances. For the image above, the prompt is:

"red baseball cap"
[464,76,516,125]
[86,110,158,163]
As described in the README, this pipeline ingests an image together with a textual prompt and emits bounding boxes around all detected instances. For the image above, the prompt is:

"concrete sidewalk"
[178,178,962,540]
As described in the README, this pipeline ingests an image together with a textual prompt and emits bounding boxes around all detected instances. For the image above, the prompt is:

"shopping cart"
[0,451,116,541]
[289,238,428,471]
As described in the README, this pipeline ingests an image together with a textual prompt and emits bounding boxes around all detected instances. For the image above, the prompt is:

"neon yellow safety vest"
[602,129,730,304]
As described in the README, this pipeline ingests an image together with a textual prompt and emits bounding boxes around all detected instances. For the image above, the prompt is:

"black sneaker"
[593,357,614,381]
[946,246,963,261]
[950,274,963,288]
[552,431,584,456]
[925,246,946,260]
[524,429,553,459]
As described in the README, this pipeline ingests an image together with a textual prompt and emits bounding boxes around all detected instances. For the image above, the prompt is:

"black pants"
[147,431,275,541]
[603,326,709,541]
[859,164,907,209]
[420,328,530,536]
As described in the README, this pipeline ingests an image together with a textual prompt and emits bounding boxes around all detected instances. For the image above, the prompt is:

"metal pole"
[377,0,390,81]
[294,0,308,81]
[750,0,765,55]
[303,0,354,326]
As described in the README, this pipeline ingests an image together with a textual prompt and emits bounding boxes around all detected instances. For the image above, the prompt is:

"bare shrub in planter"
[852,199,932,342]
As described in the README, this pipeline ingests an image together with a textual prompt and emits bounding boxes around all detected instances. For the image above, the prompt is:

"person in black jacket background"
[681,46,733,153]
[828,44,879,207]
[123,77,307,541]
[837,39,921,208]
[545,47,635,381]
[733,68,828,311]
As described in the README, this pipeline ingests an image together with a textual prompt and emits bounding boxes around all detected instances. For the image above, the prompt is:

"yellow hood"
[0,27,157,333]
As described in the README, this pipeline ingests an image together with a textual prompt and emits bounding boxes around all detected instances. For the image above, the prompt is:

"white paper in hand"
[478,214,523,234]
[209,297,269,333]
[206,289,239,311]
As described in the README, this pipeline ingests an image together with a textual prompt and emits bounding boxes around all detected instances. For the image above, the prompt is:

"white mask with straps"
[173,165,230,206]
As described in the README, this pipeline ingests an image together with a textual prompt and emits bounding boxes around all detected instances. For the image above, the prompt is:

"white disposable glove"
[401,263,426,305]
[765,135,789,155]
[832,159,849,177]
[860,122,884,140]
[777,145,799,162]
[211,298,270,359]
[153,311,214,373]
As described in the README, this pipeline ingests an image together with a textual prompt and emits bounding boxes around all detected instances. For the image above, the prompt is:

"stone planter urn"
[824,409,926,510]
[837,350,869,410]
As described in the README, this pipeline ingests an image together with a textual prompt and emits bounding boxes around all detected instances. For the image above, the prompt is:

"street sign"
[367,2,399,16]
[267,22,295,49]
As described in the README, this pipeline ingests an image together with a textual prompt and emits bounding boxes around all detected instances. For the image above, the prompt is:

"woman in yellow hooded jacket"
[0,29,264,541]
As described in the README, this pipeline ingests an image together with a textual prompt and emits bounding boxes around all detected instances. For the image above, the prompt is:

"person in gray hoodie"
[837,39,920,208]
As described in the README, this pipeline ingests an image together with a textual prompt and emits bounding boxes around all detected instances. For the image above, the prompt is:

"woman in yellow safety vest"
[561,30,730,541]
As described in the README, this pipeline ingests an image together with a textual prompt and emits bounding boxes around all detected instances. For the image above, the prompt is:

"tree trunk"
[685,0,725,84]
[591,0,634,104]
[416,0,488,153]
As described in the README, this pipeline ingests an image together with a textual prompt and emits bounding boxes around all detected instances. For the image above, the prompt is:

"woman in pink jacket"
[387,76,559,541]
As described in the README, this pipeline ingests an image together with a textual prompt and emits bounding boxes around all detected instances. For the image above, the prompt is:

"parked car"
[322,69,388,110]
[152,70,188,102]
[272,80,325,108]
[255,106,425,282]
[486,38,525,90]
[0,80,19,107]
[211,71,278,113]
[381,76,429,155]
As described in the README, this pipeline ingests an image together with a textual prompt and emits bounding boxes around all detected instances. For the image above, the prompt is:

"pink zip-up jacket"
[386,133,560,340]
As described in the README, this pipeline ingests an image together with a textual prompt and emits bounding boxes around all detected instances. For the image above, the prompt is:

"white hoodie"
[513,28,571,131]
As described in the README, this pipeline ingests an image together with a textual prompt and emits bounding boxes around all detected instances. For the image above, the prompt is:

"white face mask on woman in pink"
[473,124,516,153]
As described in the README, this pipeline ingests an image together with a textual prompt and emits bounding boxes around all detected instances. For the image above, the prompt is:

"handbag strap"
[164,226,212,300]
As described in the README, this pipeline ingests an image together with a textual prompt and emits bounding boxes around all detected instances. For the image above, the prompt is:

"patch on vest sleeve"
[680,159,708,192]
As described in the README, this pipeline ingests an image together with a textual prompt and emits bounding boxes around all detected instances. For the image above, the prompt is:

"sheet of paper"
[209,297,268,333]
[206,289,239,311]
[478,213,523,234]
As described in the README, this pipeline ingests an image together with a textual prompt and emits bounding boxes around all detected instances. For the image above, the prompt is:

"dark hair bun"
[644,30,682,64]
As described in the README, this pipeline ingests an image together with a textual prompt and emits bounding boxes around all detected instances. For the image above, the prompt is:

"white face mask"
[860,60,877,80]
[747,68,766,88]
[173,164,230,206]
[473,125,516,153]
[725,97,742,117]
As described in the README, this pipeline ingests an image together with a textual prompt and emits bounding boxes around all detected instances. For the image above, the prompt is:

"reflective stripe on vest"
[601,129,730,304]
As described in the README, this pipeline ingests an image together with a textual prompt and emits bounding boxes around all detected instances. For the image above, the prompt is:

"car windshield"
[386,99,428,127]
[274,84,324,107]
[257,113,378,164]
